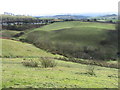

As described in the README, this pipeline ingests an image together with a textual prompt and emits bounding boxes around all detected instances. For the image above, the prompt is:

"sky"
[0,0,119,16]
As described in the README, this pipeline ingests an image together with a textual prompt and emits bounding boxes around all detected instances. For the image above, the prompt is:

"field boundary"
[2,57,118,69]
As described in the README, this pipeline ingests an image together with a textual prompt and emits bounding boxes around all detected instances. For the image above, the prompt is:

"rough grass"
[20,22,116,47]
[23,21,117,60]
[1,39,61,58]
[29,21,115,32]
[24,21,116,45]
[2,58,118,88]
[0,30,21,38]
[0,58,2,90]
[20,21,115,39]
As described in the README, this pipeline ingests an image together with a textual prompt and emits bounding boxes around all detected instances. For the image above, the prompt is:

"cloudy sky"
[0,0,119,16]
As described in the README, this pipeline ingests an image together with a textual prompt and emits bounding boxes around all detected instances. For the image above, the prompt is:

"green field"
[2,58,118,88]
[0,30,21,38]
[22,21,117,60]
[26,21,115,32]
[1,39,61,58]
[1,21,119,89]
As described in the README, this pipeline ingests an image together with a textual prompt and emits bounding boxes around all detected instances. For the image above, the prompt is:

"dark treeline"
[1,15,54,30]
[63,18,117,24]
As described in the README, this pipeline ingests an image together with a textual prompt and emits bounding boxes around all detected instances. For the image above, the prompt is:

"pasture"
[1,39,61,58]
[2,58,118,88]
[22,21,117,60]
[0,30,21,38]
[1,21,119,89]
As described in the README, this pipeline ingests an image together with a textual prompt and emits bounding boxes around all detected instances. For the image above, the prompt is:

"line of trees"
[1,15,54,30]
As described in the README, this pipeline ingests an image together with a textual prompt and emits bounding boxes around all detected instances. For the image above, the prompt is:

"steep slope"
[21,21,117,60]
[1,39,60,58]
[0,30,21,38]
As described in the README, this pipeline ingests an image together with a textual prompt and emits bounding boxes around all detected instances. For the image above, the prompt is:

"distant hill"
[35,15,89,19]
[102,14,117,17]
[89,14,117,22]
[52,15,89,19]
[34,13,117,19]
[100,14,117,19]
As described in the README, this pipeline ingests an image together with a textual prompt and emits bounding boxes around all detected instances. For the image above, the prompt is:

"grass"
[23,21,115,34]
[0,30,21,38]
[0,58,2,90]
[1,21,118,88]
[25,25,117,48]
[24,21,116,44]
[2,58,118,88]
[1,39,61,58]
[22,21,117,60]
[21,22,116,47]
[20,21,115,39]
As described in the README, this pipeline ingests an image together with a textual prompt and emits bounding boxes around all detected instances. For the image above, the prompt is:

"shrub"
[22,59,38,67]
[86,65,95,75]
[40,57,57,68]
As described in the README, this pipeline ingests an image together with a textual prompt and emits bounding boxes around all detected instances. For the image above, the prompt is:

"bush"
[22,59,38,67]
[86,65,95,75]
[40,57,57,68]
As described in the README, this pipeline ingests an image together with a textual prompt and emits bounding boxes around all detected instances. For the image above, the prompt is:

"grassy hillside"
[0,30,21,38]
[22,21,117,60]
[2,58,118,88]
[27,21,115,32]
[1,39,61,58]
[1,21,118,89]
